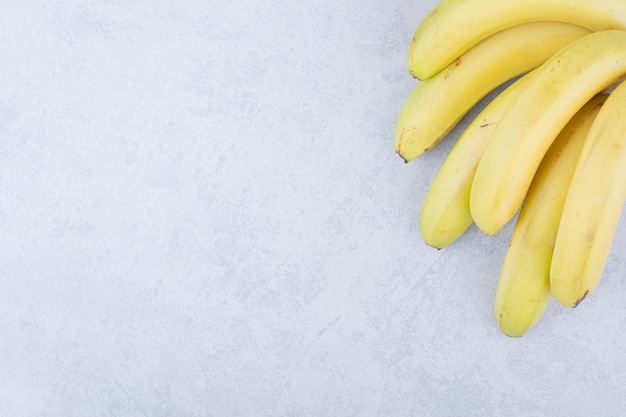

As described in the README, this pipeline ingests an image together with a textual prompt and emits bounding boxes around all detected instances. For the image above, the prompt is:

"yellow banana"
[419,71,536,249]
[408,0,626,80]
[550,80,626,308]
[495,94,608,337]
[394,22,590,163]
[470,30,626,236]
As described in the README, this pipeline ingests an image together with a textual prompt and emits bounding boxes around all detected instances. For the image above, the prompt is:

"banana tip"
[395,149,409,164]
[572,290,590,308]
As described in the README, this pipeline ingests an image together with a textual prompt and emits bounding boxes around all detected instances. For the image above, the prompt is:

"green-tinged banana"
[409,0,626,80]
[495,94,608,337]
[550,80,626,308]
[470,30,626,236]
[419,71,536,249]
[394,22,590,163]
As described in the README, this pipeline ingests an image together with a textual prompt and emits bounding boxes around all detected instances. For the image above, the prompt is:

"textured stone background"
[2,1,626,416]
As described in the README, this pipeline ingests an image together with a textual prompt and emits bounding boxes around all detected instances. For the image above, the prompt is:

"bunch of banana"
[396,0,626,337]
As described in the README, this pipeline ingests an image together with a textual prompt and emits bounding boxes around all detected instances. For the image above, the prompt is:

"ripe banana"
[470,30,626,236]
[550,81,626,308]
[394,22,590,163]
[494,94,608,337]
[409,0,626,80]
[419,71,536,249]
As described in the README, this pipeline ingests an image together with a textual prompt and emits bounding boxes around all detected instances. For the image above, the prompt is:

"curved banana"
[470,30,626,236]
[495,94,607,337]
[409,0,626,80]
[550,81,626,308]
[394,22,590,163]
[419,71,536,249]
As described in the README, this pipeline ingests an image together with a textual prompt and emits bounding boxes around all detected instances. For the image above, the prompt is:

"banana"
[409,0,626,80]
[550,81,626,308]
[495,94,608,337]
[419,71,536,249]
[470,30,626,236]
[394,22,590,163]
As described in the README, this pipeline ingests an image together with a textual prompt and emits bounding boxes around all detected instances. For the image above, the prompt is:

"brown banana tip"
[572,289,590,308]
[395,149,408,164]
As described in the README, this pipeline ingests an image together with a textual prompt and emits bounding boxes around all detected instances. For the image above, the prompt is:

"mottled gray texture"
[1,1,626,416]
